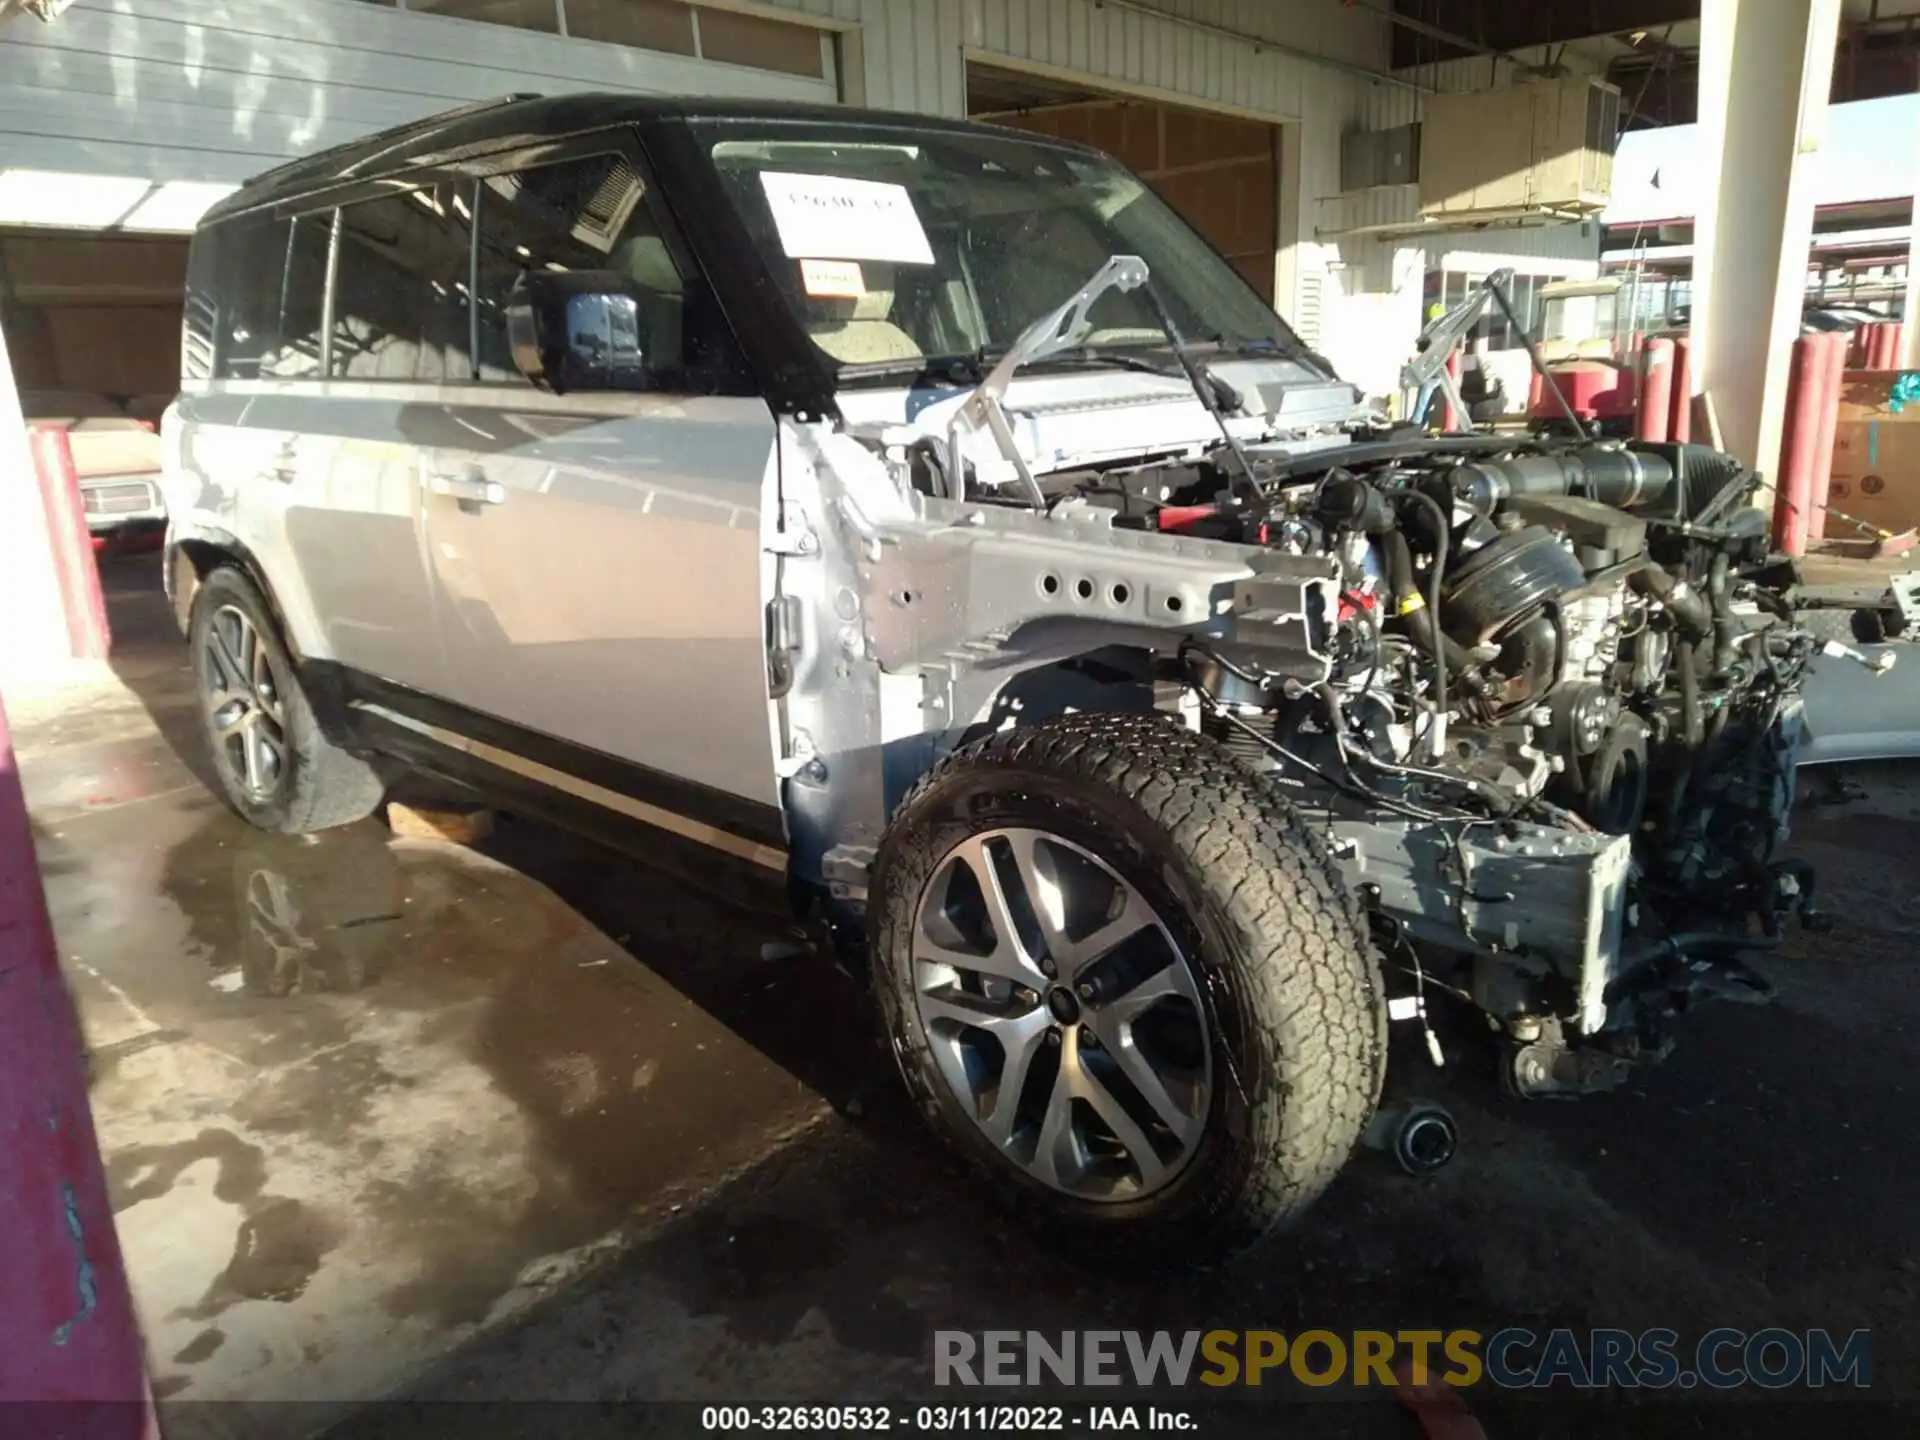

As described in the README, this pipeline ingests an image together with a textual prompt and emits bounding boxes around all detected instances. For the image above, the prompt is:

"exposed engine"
[1025,432,1828,1091]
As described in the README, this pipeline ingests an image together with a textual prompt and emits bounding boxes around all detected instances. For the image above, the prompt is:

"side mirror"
[506,270,650,394]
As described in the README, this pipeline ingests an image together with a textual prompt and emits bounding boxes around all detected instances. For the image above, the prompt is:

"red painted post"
[1807,330,1848,543]
[0,692,155,1436]
[1667,335,1693,443]
[1774,335,1823,555]
[1847,326,1867,368]
[1890,322,1906,370]
[25,427,110,661]
[1870,321,1897,370]
[1636,338,1674,443]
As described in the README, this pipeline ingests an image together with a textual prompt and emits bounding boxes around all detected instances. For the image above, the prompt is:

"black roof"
[202,93,1105,226]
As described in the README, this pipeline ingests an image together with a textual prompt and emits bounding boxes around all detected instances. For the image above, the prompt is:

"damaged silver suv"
[163,96,1826,1257]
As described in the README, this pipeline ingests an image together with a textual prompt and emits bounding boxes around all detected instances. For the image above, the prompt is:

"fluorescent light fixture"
[0,169,237,231]
[122,181,239,232]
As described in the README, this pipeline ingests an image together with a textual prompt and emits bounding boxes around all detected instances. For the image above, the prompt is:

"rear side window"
[330,182,477,381]
[185,138,747,392]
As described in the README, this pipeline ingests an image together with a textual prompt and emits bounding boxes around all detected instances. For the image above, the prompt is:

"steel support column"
[1690,0,1843,488]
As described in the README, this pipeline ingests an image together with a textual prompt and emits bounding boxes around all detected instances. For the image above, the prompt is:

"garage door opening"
[2,228,186,561]
[3,229,184,419]
[965,61,1279,304]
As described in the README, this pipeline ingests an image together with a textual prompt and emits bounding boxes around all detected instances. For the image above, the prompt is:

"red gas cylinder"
[1531,362,1637,429]
[1636,339,1675,443]
[1668,336,1693,443]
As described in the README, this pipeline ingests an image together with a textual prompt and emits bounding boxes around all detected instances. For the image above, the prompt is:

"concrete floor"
[14,556,1920,1439]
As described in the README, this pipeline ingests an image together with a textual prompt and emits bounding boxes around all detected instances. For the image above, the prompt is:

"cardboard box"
[1826,370,1920,534]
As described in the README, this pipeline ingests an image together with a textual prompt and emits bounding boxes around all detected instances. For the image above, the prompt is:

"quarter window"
[190,214,291,380]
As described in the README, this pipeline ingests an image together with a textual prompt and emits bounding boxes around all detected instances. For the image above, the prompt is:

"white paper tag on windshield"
[800,259,867,298]
[759,172,934,264]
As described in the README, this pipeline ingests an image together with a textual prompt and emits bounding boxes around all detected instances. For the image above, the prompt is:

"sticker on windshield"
[758,172,934,264]
[800,259,867,298]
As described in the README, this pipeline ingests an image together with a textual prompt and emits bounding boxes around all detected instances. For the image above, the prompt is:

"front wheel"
[870,711,1385,1260]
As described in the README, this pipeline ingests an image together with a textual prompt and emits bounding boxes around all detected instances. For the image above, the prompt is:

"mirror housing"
[506,270,651,394]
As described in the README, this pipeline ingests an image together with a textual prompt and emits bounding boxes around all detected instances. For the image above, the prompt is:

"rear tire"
[870,711,1385,1260]
[188,566,384,834]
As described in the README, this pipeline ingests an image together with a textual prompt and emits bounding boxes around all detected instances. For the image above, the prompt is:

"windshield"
[1540,292,1618,347]
[690,118,1308,379]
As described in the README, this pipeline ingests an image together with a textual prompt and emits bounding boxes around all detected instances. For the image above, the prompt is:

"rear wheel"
[870,711,1385,1259]
[189,567,384,834]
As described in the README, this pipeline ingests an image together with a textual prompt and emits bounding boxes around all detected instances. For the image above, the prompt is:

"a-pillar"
[1690,0,1843,484]
[0,316,73,683]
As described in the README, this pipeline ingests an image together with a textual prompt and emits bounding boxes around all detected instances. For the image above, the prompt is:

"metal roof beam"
[1389,0,1701,68]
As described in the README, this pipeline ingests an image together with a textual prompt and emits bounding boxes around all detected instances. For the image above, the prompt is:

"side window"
[329,182,476,381]
[473,151,743,390]
[264,213,330,378]
[473,154,661,380]
[190,213,292,380]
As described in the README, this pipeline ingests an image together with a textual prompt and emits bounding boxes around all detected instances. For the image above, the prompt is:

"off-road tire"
[189,566,384,834]
[870,710,1386,1260]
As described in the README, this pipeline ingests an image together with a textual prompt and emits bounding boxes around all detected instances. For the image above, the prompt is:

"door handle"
[427,471,507,506]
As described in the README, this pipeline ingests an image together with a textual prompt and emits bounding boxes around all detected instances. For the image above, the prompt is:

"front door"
[415,143,782,815]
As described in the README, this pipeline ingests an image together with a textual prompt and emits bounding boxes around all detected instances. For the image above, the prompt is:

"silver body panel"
[1801,643,1920,764]
[164,380,780,808]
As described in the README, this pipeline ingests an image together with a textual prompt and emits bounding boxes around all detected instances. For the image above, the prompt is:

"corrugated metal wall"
[777,0,1389,120]
[0,0,836,189]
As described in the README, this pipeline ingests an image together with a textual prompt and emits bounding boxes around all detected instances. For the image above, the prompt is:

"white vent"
[1294,272,1325,350]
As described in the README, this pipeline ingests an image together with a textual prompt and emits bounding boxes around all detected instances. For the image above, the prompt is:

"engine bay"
[917,428,1829,1091]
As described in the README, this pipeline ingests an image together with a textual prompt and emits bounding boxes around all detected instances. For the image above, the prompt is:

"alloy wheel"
[201,604,289,803]
[911,827,1211,1201]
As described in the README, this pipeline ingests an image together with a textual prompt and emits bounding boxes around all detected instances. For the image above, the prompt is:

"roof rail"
[237,92,545,191]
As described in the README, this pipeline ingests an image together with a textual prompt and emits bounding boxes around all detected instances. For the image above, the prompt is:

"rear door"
[418,139,783,814]
[173,205,445,684]
[288,179,479,697]
[195,198,456,697]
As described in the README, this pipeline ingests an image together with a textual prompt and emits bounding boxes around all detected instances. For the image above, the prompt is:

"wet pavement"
[14,556,1920,1439]
[17,559,834,1434]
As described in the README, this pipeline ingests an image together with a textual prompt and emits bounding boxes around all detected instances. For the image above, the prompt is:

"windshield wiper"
[836,353,983,384]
